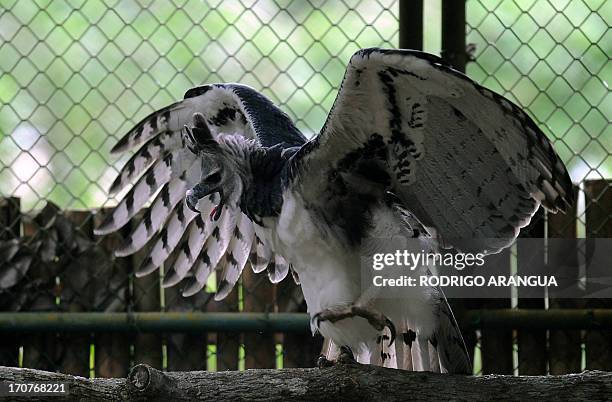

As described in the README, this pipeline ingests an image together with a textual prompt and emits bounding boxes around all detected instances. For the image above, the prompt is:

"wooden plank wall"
[479,248,513,374]
[0,197,21,367]
[548,186,581,374]
[277,278,322,368]
[243,269,276,369]
[164,272,208,371]
[517,210,546,374]
[0,178,610,375]
[584,180,612,370]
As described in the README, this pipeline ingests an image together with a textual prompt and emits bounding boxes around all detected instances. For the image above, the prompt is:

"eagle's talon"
[185,191,199,213]
[313,305,396,348]
[316,355,334,368]
[337,346,357,364]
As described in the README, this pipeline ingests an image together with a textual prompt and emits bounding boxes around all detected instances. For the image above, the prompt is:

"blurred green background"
[0,0,609,212]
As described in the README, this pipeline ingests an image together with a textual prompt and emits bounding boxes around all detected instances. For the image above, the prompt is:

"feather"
[111,101,184,154]
[161,213,212,288]
[289,47,574,254]
[115,177,187,257]
[98,83,308,306]
[168,206,237,294]
[214,213,255,300]
[267,253,289,284]
[249,235,271,273]
[135,199,198,277]
[95,152,176,236]
[109,131,182,195]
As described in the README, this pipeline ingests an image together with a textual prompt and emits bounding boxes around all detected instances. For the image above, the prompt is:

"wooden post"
[242,269,276,369]
[480,249,514,374]
[93,210,132,378]
[131,212,163,370]
[0,197,21,367]
[57,210,96,377]
[164,274,208,371]
[584,180,612,370]
[548,186,581,374]
[438,0,480,371]
[4,364,612,400]
[213,275,240,371]
[277,279,321,368]
[516,210,547,375]
[21,205,61,372]
[441,0,467,71]
[399,0,423,50]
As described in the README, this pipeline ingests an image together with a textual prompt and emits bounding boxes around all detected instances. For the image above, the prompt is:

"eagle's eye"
[203,171,221,184]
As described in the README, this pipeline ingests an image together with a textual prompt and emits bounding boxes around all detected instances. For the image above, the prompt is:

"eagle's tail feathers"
[394,330,414,370]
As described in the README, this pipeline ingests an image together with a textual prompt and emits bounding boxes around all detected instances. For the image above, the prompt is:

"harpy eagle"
[95,48,573,373]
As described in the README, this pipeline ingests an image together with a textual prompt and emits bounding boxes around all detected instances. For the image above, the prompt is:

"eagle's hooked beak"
[186,184,225,221]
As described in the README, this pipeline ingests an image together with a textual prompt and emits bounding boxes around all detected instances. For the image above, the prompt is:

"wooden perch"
[0,364,611,401]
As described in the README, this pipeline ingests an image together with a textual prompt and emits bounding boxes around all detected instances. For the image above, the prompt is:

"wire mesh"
[466,0,610,375]
[0,0,610,378]
[0,0,398,376]
[0,0,399,212]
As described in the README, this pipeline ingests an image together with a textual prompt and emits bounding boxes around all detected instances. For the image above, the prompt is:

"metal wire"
[0,0,609,377]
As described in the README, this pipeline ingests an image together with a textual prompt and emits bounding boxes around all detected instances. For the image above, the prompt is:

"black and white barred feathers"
[95,83,301,299]
[96,48,574,307]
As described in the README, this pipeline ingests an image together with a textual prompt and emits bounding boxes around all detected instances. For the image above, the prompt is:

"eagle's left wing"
[288,48,574,254]
[95,84,299,299]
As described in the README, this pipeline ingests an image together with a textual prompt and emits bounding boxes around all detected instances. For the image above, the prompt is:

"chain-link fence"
[0,0,610,378]
[465,0,610,376]
[0,0,400,378]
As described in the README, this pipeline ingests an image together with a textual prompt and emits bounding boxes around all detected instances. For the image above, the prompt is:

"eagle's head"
[183,113,247,220]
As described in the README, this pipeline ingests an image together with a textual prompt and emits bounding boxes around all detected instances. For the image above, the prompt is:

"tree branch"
[1,364,611,401]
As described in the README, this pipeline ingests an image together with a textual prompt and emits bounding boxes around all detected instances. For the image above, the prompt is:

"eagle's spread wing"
[289,48,574,253]
[95,84,302,298]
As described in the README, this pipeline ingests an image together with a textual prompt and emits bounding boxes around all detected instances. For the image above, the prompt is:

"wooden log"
[517,210,547,375]
[548,186,582,374]
[584,180,612,370]
[0,364,611,401]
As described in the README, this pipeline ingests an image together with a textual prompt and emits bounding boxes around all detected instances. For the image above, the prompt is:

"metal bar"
[0,313,310,333]
[3,310,612,333]
[441,0,467,72]
[399,0,423,50]
[467,309,612,330]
